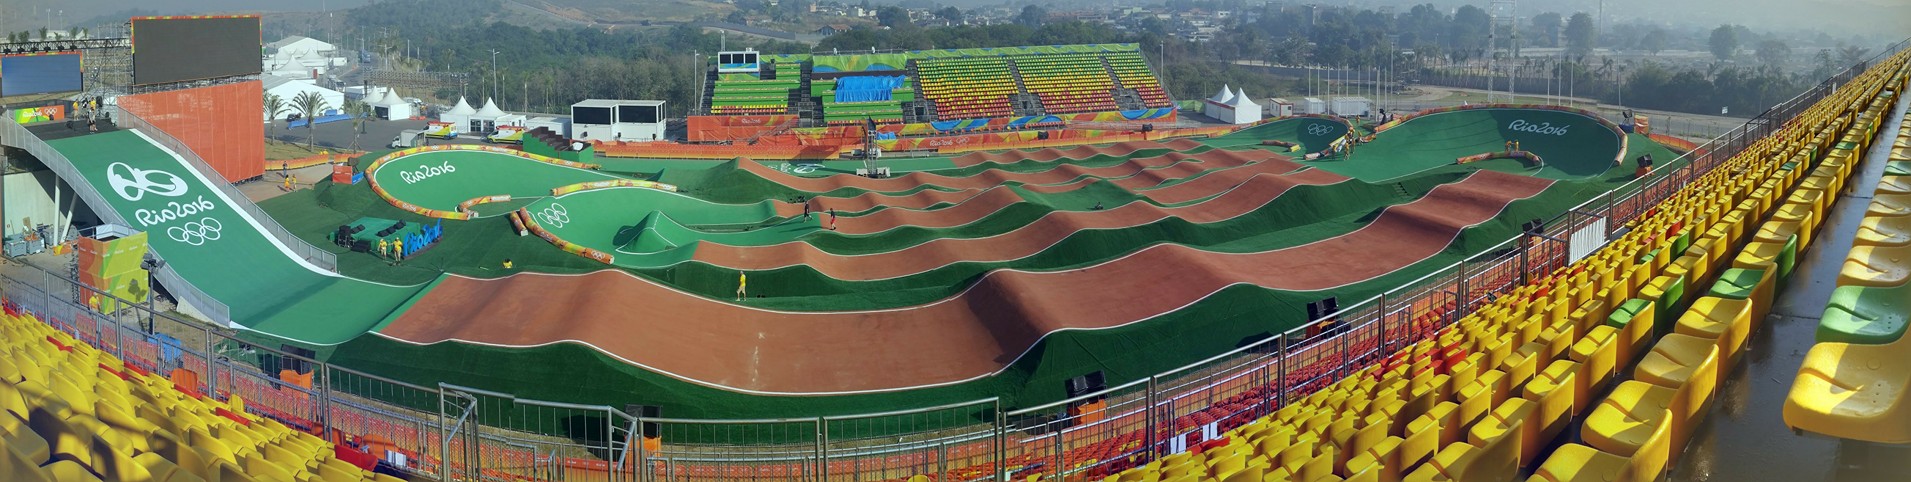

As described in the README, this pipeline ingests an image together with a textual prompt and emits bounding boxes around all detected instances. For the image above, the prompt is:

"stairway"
[907,59,937,122]
[1391,182,1412,198]
[1102,56,1124,89]
[697,69,717,115]
[1112,88,1147,111]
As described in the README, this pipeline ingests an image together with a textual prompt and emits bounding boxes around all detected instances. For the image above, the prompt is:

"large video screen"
[132,16,262,85]
[0,52,83,96]
[617,105,659,124]
[574,106,612,125]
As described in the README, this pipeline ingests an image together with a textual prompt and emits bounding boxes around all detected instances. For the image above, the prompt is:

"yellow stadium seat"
[42,459,102,481]
[1580,378,1694,464]
[1855,215,1911,247]
[1403,419,1520,482]
[1783,333,1911,443]
[1634,334,1721,452]
[1528,410,1672,482]
[1675,297,1754,367]
[1468,398,1540,466]
[1839,244,1911,287]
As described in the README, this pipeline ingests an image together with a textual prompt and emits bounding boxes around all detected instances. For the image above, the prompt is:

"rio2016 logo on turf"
[106,162,222,235]
[399,161,457,184]
[1507,119,1571,136]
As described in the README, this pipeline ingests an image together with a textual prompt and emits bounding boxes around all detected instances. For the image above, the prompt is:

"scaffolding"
[1487,0,1519,103]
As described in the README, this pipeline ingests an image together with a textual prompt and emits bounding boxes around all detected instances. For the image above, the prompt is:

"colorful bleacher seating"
[0,305,402,481]
[1015,53,1119,115]
[916,56,1017,120]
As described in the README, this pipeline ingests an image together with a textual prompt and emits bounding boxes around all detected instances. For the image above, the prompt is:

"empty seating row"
[1106,52,1174,108]
[1785,61,1911,444]
[1015,53,1120,114]
[0,305,404,482]
[916,57,1017,120]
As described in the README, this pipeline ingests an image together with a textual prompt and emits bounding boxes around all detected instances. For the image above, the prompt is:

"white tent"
[1205,87,1263,125]
[440,97,477,126]
[474,98,506,120]
[262,75,344,121]
[1208,84,1235,104]
[468,98,510,133]
[374,90,413,120]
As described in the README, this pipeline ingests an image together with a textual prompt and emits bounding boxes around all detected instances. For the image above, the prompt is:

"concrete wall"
[4,170,68,238]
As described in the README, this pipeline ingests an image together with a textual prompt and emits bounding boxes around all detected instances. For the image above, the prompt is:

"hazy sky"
[2,0,1905,44]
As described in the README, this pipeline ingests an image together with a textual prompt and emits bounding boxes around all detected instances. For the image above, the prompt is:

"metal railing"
[106,105,340,272]
[0,38,1902,482]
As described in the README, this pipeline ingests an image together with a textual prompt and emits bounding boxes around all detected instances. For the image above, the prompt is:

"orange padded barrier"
[117,81,267,182]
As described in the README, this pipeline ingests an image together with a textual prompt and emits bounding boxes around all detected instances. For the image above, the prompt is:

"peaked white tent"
[1205,87,1263,125]
[373,90,413,120]
[440,97,477,126]
[1208,84,1235,104]
[474,98,506,120]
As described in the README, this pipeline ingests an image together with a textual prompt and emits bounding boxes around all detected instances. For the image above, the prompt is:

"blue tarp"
[834,76,905,103]
[287,112,352,128]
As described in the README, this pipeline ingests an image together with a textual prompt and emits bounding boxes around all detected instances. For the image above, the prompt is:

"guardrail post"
[1275,333,1287,408]
[319,365,333,441]
[1143,376,1157,465]
[1052,428,1064,481]
[994,402,1007,482]
[1376,293,1388,354]
[937,441,949,481]
[817,417,830,481]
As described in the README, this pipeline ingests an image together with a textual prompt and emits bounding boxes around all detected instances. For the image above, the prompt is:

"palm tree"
[344,100,372,151]
[263,93,289,141]
[290,91,332,150]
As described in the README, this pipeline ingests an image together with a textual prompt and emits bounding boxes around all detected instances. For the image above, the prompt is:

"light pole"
[490,49,501,104]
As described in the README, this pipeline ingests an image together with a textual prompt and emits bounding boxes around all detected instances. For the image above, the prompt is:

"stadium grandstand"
[3,8,1911,482]
[687,44,1178,143]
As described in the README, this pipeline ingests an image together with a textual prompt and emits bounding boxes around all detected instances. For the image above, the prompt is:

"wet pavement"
[1667,87,1911,481]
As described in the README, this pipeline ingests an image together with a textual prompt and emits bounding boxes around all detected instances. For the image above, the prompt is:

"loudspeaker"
[625,404,661,438]
[1323,297,1339,314]
[1064,372,1105,400]
[1306,301,1322,321]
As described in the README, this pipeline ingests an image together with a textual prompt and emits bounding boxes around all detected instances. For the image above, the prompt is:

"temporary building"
[1205,87,1262,125]
[373,90,413,120]
[469,98,509,133]
[1208,84,1235,105]
[440,97,477,128]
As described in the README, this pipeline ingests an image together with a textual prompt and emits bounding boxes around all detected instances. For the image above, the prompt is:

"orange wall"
[118,81,266,182]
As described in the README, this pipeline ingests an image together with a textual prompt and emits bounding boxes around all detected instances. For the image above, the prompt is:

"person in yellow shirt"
[736,270,747,301]
[392,239,404,260]
[502,258,514,270]
[377,239,389,259]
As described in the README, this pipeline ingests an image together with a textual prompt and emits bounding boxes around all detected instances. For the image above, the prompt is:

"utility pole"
[490,49,501,105]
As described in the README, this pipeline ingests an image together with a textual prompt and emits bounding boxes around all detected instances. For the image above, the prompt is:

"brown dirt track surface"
[738,143,1261,195]
[802,149,1281,214]
[379,171,1554,394]
[692,169,1356,280]
[947,139,1208,167]
[824,159,1318,235]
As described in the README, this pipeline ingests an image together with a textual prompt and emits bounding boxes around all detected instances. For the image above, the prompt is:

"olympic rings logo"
[1305,124,1337,136]
[165,218,223,246]
[536,204,570,228]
